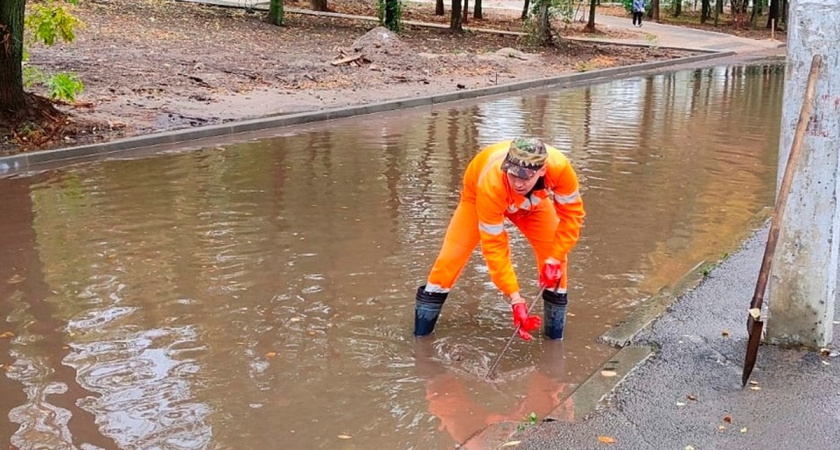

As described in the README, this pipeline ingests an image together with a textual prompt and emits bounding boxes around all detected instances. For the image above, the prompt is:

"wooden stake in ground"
[742,54,822,387]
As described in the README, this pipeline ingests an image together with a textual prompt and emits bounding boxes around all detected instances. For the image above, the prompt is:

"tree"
[269,0,284,26]
[474,0,483,20]
[384,0,402,31]
[673,0,681,17]
[450,0,463,31]
[310,0,328,12]
[700,0,711,23]
[585,0,597,31]
[0,0,26,111]
[436,0,445,16]
[651,0,660,22]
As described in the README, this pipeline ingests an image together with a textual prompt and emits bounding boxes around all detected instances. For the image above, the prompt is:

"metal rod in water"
[485,287,545,380]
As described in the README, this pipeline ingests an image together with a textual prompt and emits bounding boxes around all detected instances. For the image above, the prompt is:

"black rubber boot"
[414,286,448,336]
[543,289,568,340]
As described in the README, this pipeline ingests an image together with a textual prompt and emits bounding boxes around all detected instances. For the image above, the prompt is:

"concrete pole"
[766,0,840,348]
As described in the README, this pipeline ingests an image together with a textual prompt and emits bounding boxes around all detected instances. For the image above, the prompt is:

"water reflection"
[0,64,783,449]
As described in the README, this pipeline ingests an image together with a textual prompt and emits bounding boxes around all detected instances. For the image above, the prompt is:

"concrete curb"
[0,51,734,175]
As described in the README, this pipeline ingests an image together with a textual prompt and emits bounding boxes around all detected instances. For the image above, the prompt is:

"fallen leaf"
[0,332,13,339]
[7,274,24,284]
[289,317,302,323]
[749,380,759,386]
[685,446,695,450]
[686,394,697,402]
[597,436,616,444]
[721,329,730,337]
[265,352,277,358]
[600,370,617,377]
[718,425,726,432]
[723,415,732,423]
[749,308,761,319]
[501,441,521,447]
[750,386,761,391]
[740,427,748,433]
[337,435,352,439]
[820,348,831,357]
[676,402,686,407]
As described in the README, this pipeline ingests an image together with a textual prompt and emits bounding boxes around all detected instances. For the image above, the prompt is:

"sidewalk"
[518,225,840,449]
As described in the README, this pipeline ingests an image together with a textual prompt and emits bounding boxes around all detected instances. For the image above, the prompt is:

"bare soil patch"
[5,0,695,156]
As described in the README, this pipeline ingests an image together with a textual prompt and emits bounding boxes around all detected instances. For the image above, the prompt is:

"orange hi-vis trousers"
[426,199,568,295]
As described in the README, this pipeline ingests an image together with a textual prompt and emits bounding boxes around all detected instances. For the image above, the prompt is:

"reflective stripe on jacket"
[460,141,585,296]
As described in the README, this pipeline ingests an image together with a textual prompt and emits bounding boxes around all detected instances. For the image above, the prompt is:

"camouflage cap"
[501,138,548,179]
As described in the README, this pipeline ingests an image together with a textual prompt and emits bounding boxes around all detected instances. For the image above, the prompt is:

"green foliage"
[377,0,403,32]
[22,0,85,102]
[269,0,284,26]
[46,72,84,102]
[516,412,539,432]
[25,0,80,46]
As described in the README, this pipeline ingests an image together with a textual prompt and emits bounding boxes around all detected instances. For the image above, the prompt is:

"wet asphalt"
[518,224,840,450]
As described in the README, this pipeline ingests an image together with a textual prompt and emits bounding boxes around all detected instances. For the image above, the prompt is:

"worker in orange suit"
[414,138,585,340]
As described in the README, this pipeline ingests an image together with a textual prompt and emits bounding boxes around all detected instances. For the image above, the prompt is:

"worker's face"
[507,166,546,195]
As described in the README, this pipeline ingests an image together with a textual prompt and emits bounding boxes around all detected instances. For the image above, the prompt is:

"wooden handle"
[749,54,822,311]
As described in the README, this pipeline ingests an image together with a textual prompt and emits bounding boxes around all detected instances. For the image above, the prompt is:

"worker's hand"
[539,257,563,289]
[511,302,541,341]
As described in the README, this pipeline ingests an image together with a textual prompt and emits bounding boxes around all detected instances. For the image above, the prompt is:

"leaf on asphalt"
[676,402,686,407]
[721,329,730,337]
[740,427,748,433]
[501,441,521,447]
[723,415,732,423]
[749,308,761,319]
[685,446,695,450]
[686,394,697,402]
[750,386,761,391]
[718,425,726,432]
[820,348,832,358]
[600,370,617,377]
[597,436,616,444]
[265,352,277,358]
[749,380,759,386]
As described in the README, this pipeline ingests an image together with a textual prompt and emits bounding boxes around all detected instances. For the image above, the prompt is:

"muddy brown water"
[0,64,783,449]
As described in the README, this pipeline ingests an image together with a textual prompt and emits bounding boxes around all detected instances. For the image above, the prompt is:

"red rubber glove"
[540,257,563,289]
[511,302,541,341]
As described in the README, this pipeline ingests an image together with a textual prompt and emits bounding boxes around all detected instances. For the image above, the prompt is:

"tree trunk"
[0,0,26,112]
[269,0,284,25]
[750,0,763,28]
[652,0,660,21]
[521,0,530,20]
[585,0,596,31]
[436,0,445,15]
[535,1,552,45]
[766,0,778,28]
[310,0,328,12]
[462,0,469,24]
[700,0,710,23]
[450,0,463,31]
[474,0,482,19]
[673,0,681,17]
[714,0,721,25]
[385,0,400,31]
[780,0,787,28]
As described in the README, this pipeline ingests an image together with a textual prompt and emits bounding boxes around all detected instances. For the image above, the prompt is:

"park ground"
[2,0,784,155]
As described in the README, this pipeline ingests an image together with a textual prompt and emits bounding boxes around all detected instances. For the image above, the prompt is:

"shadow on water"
[0,64,783,449]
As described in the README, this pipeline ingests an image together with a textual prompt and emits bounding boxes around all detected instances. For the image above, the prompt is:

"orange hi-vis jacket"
[459,141,585,296]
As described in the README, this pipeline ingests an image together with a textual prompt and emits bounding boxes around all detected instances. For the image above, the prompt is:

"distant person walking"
[632,0,645,27]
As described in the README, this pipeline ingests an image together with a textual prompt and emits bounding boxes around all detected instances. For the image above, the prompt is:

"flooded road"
[0,64,783,449]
